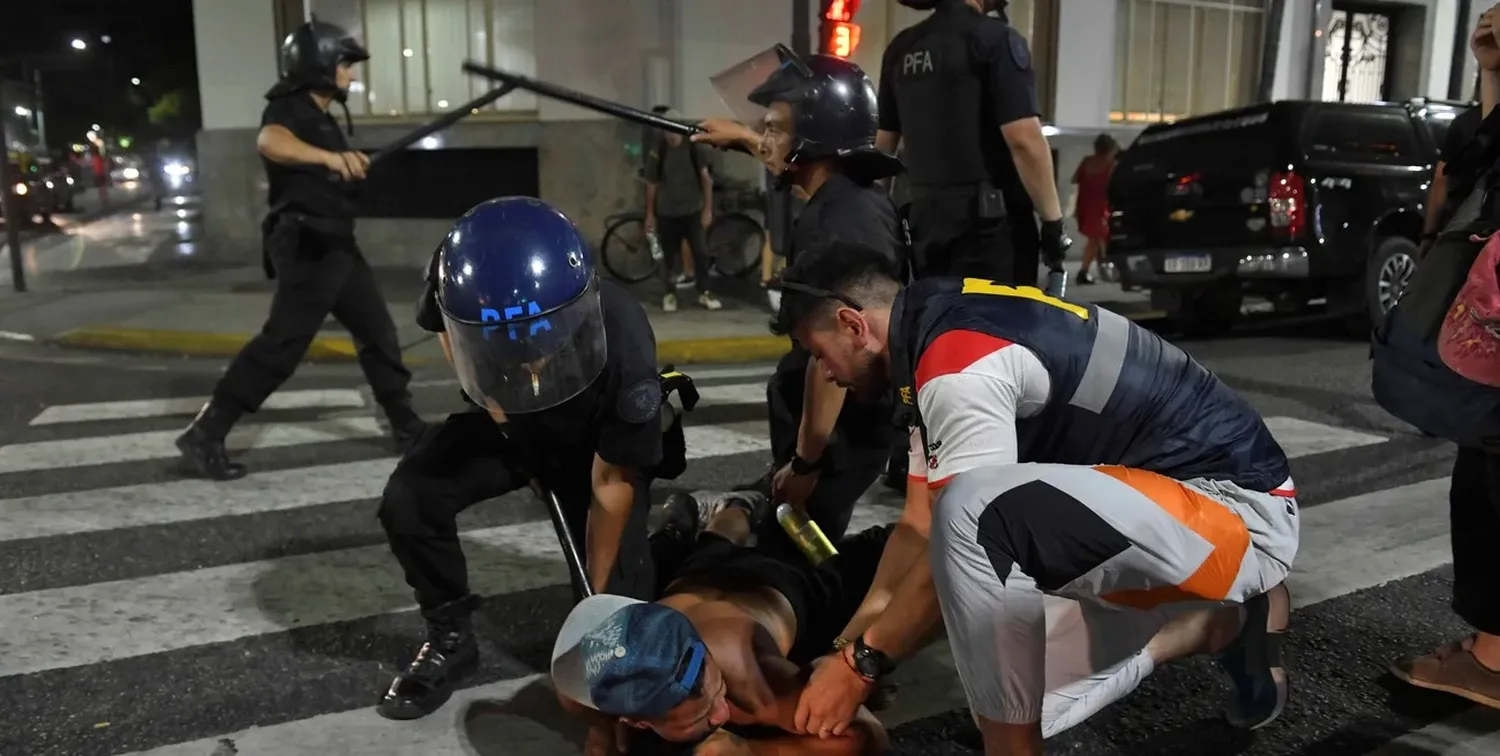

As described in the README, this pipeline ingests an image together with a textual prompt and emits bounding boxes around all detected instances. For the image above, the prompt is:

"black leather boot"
[376,594,481,720]
[175,399,247,481]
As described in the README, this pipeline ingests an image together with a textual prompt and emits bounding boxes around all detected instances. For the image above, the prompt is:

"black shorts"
[666,524,892,665]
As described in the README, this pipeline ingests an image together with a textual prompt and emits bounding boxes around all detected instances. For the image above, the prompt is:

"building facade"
[191,0,1484,268]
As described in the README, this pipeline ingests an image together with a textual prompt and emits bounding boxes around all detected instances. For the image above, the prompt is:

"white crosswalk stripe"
[0,375,1488,756]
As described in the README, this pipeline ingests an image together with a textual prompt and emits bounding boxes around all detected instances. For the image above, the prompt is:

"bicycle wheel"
[706,212,766,279]
[600,216,659,283]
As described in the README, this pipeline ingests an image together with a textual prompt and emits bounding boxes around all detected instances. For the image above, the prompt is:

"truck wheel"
[1367,236,1419,325]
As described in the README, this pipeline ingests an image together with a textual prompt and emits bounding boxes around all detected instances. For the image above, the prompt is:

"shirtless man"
[552,492,891,756]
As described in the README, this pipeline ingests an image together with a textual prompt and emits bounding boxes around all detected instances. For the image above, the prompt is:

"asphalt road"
[1,319,1497,756]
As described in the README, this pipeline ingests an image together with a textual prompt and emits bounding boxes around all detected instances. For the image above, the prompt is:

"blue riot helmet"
[435,197,608,414]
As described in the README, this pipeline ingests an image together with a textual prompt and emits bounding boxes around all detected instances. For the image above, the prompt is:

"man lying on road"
[552,491,892,756]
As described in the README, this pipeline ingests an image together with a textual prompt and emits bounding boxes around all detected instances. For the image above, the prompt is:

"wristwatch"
[789,452,825,476]
[847,635,896,682]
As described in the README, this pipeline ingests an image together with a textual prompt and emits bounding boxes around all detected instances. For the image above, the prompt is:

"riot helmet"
[435,197,608,415]
[898,0,1009,17]
[265,17,370,103]
[711,45,903,186]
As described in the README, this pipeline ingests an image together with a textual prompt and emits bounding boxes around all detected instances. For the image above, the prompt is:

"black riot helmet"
[712,45,903,186]
[265,17,370,103]
[898,0,1009,16]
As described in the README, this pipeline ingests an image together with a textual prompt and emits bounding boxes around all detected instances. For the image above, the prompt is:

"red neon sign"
[826,21,863,59]
[821,0,863,58]
[824,0,862,23]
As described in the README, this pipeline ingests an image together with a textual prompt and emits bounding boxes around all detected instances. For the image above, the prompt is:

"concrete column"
[192,0,283,264]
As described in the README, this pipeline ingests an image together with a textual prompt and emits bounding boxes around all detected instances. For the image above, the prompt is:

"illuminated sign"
[821,0,863,58]
[826,22,862,59]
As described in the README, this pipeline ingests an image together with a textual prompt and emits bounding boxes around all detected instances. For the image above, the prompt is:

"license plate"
[1164,255,1213,274]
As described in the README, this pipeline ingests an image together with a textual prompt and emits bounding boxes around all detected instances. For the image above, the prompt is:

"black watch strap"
[851,636,896,681]
[790,452,825,475]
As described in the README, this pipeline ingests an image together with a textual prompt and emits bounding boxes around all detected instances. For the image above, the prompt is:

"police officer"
[692,46,911,550]
[878,0,1069,287]
[175,19,427,481]
[375,197,687,720]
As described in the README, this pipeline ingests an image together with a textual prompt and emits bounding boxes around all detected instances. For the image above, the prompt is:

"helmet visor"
[710,44,811,128]
[442,278,609,414]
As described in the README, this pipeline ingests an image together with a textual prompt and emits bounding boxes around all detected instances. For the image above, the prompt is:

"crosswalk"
[1,367,1497,756]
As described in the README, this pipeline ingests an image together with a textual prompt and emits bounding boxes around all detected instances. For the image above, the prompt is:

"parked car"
[2,161,70,225]
[1105,97,1471,335]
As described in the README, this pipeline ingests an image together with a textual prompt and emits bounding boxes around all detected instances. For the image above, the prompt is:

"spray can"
[1044,267,1068,299]
[646,231,665,262]
[776,503,839,566]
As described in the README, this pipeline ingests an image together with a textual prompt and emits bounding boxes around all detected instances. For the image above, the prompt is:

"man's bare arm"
[834,476,932,640]
[257,125,337,168]
[736,654,886,755]
[1000,117,1063,221]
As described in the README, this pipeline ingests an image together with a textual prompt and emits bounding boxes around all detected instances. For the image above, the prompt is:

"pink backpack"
[1439,231,1500,388]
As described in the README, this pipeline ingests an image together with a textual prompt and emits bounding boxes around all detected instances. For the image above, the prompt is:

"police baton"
[461,61,702,137]
[366,82,519,165]
[539,487,594,599]
[324,83,518,181]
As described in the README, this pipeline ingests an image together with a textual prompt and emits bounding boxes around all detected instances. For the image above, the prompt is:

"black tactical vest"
[886,4,1005,187]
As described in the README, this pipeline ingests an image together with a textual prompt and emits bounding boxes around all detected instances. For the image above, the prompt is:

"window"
[1320,10,1390,104]
[306,0,537,118]
[1112,0,1266,124]
[1306,110,1419,164]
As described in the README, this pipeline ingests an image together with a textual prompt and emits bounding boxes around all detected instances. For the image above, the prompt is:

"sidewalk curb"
[47,327,793,365]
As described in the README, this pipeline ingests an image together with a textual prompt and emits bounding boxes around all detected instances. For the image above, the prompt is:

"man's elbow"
[999,117,1048,155]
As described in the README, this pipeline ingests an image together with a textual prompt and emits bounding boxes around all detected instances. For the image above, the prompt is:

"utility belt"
[906,180,1011,220]
[260,209,356,279]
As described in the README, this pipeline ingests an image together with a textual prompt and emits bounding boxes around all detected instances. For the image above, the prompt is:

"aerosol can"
[1044,267,1068,299]
[647,231,665,262]
[776,503,839,566]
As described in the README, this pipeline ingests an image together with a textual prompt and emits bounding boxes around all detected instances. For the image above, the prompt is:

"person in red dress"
[1071,134,1117,285]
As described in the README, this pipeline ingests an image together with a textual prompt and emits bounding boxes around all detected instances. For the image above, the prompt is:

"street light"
[70,38,87,51]
[130,77,140,86]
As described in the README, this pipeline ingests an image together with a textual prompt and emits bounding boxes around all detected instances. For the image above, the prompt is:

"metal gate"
[1322,6,1391,103]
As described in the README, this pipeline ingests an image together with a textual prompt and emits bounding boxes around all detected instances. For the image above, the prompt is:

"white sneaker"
[662,293,678,312]
[698,292,723,311]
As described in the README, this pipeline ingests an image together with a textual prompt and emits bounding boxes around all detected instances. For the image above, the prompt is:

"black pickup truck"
[1105,97,1473,335]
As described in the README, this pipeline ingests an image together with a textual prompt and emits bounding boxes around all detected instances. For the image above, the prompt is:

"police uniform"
[878,0,1044,285]
[175,20,424,482]
[376,197,687,722]
[712,47,909,550]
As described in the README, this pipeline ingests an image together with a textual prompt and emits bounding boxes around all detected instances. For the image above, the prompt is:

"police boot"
[383,401,430,455]
[377,594,482,720]
[175,398,247,481]
[882,449,908,491]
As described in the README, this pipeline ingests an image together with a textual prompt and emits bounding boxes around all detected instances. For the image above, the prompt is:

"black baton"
[541,488,594,599]
[461,60,702,136]
[367,82,519,164]
[325,83,518,180]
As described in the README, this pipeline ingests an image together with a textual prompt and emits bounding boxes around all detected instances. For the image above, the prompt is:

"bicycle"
[600,179,767,284]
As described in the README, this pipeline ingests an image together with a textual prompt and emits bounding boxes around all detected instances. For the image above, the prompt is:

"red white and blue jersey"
[890,278,1293,494]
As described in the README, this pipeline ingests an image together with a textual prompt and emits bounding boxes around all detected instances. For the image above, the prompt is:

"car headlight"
[13,183,26,196]
[122,167,140,180]
[164,162,191,177]
[65,176,74,185]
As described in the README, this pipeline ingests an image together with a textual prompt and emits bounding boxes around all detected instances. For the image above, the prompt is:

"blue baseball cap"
[550,594,708,718]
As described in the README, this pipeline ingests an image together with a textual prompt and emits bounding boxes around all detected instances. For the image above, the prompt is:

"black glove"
[1040,219,1073,269]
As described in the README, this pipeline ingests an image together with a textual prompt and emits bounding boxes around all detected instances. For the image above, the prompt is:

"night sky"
[5,0,201,152]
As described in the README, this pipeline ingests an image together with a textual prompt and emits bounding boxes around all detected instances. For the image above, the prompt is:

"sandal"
[1391,635,1500,710]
